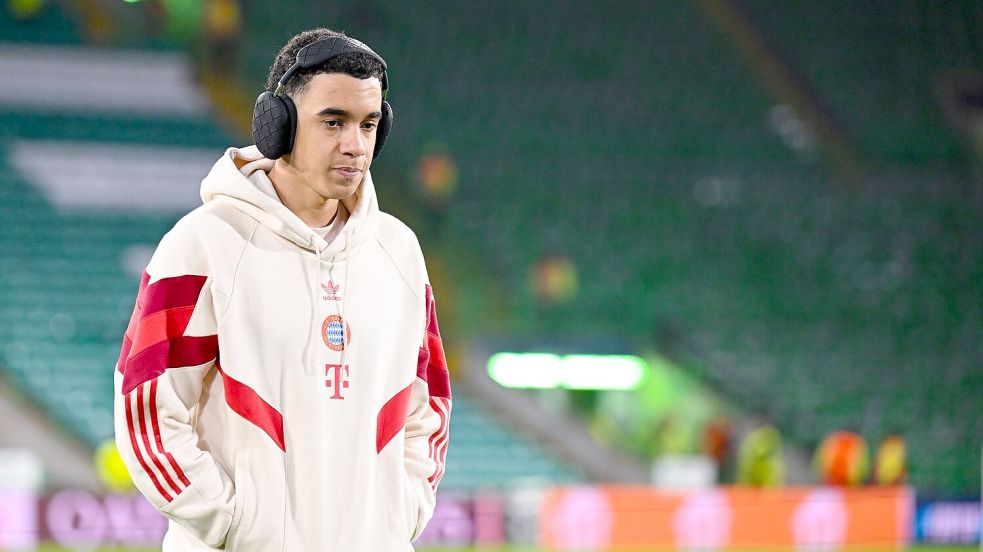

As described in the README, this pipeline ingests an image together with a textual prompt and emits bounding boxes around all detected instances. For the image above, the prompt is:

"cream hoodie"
[113,145,451,551]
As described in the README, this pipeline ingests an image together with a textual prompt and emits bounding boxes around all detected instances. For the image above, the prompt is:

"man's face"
[285,72,383,200]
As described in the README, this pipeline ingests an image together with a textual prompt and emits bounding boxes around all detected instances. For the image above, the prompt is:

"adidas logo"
[321,281,341,301]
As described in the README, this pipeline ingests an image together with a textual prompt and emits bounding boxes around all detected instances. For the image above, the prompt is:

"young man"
[114,28,451,551]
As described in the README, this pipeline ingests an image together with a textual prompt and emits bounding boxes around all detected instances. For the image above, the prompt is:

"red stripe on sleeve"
[136,383,183,497]
[434,425,450,474]
[432,401,451,487]
[376,383,414,453]
[129,305,197,360]
[416,347,429,382]
[423,285,451,400]
[149,379,191,487]
[118,336,133,375]
[118,273,150,372]
[117,272,215,387]
[427,397,450,488]
[127,273,151,334]
[125,391,173,503]
[426,332,451,399]
[427,398,445,462]
[121,335,218,395]
[141,274,208,318]
[217,364,286,451]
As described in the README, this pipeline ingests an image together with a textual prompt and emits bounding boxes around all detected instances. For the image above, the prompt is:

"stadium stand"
[0,43,211,114]
[0,1,79,44]
[232,0,981,496]
[0,3,583,490]
[440,392,583,489]
[738,0,983,165]
[0,153,179,442]
[0,0,979,499]
[0,155,582,489]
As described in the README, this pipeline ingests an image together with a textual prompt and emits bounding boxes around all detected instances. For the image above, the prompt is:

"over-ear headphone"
[252,36,393,160]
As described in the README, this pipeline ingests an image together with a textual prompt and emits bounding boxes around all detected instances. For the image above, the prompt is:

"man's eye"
[361,122,377,130]
[324,120,342,128]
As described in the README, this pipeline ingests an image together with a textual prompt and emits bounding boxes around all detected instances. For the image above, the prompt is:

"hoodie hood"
[200,145,378,259]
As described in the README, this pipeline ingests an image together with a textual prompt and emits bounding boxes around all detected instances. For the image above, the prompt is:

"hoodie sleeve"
[403,283,452,542]
[113,224,235,547]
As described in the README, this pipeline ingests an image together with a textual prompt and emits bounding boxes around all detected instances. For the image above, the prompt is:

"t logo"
[325,364,350,400]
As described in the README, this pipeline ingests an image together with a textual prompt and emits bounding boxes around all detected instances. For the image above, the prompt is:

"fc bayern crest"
[321,315,351,351]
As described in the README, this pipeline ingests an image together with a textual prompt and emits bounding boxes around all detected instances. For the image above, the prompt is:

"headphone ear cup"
[373,100,393,158]
[281,94,298,154]
[252,91,297,160]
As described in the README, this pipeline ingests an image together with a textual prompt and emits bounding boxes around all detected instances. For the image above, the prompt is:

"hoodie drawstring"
[308,237,322,376]
[307,207,354,377]
[338,239,351,370]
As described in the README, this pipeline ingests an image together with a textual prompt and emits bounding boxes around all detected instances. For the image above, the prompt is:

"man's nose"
[339,126,367,157]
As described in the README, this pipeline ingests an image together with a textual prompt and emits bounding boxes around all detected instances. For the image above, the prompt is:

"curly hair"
[264,28,385,98]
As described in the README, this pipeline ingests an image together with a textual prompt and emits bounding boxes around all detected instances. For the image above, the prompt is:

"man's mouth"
[333,167,360,178]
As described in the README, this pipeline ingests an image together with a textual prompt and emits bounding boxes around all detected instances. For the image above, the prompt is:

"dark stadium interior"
[0,1,980,550]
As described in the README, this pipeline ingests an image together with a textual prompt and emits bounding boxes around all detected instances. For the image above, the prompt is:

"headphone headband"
[253,35,394,160]
[274,37,389,99]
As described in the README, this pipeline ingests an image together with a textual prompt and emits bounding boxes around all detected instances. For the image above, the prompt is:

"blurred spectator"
[651,414,716,489]
[702,416,732,482]
[416,147,458,204]
[736,422,784,487]
[203,0,241,74]
[653,413,691,457]
[7,0,44,20]
[872,432,907,486]
[813,430,869,487]
[143,0,168,39]
[587,409,622,450]
[530,253,578,305]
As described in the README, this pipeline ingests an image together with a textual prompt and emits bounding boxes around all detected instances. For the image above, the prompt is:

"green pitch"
[34,546,979,552]
[426,548,971,552]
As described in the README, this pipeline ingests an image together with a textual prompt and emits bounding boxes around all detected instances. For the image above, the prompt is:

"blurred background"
[0,0,980,550]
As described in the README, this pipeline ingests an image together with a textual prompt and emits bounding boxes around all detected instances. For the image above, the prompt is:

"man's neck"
[269,160,339,228]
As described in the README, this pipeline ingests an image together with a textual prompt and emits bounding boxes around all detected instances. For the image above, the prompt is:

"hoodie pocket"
[226,455,253,550]
[382,468,415,544]
[403,474,420,541]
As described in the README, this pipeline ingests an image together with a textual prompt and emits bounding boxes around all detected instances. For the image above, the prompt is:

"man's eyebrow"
[317,107,350,117]
[317,107,383,120]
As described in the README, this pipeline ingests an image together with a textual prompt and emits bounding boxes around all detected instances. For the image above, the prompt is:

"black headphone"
[252,36,393,160]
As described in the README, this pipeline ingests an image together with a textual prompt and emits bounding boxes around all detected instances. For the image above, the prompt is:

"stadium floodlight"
[487,353,563,389]
[487,352,647,390]
[560,355,646,390]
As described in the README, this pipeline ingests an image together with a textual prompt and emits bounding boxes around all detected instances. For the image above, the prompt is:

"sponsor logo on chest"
[325,363,351,400]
